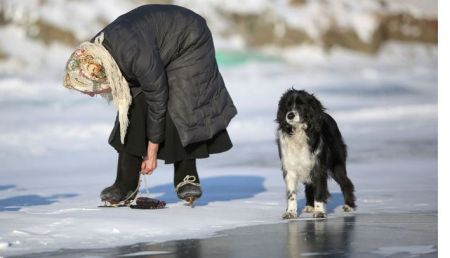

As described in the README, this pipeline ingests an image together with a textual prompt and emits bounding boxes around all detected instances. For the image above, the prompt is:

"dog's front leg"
[302,184,315,213]
[282,171,298,219]
[312,169,330,218]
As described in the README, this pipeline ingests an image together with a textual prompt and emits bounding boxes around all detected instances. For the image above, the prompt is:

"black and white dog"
[276,89,356,219]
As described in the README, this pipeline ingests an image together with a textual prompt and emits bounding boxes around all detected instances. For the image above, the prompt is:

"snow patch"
[119,251,173,257]
[374,245,436,256]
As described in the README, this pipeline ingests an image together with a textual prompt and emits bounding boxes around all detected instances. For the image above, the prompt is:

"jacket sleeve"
[132,46,168,144]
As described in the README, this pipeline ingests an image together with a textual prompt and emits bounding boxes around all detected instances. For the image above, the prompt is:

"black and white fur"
[276,89,356,219]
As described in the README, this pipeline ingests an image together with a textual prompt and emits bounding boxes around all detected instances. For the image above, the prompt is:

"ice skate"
[98,152,141,208]
[175,175,202,207]
[99,186,139,208]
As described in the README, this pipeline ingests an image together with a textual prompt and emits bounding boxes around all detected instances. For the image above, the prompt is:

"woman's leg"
[102,93,146,205]
[100,151,142,204]
[173,159,200,187]
[116,151,142,191]
[173,159,202,203]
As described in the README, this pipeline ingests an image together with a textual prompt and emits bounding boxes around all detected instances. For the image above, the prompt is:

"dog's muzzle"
[286,111,299,122]
[287,111,295,120]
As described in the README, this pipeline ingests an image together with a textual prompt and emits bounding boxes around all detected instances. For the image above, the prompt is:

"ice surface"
[0,40,437,256]
[19,213,437,257]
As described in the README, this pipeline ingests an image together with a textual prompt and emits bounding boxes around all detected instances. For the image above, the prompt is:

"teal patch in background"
[215,50,282,67]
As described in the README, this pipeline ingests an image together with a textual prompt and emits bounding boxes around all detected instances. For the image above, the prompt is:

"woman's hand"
[141,141,159,175]
[141,154,157,175]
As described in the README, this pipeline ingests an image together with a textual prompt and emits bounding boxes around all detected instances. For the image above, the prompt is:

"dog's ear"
[276,98,286,124]
[306,94,324,132]
[276,90,293,133]
[310,94,324,112]
[276,90,290,123]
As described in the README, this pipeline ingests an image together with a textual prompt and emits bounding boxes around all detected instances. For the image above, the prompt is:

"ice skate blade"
[185,197,196,208]
[98,200,132,208]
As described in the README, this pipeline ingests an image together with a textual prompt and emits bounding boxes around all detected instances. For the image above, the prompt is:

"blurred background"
[0,0,437,74]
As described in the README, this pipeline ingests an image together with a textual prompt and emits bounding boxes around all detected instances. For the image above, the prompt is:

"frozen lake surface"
[16,213,437,258]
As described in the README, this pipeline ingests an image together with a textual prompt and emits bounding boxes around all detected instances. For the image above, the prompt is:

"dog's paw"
[302,205,314,213]
[313,211,327,219]
[282,211,297,220]
[342,204,354,212]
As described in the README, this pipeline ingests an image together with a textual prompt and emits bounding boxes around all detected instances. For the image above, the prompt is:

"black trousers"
[108,93,233,184]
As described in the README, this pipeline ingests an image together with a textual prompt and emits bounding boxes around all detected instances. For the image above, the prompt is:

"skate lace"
[103,174,151,206]
[122,173,150,203]
[121,180,141,203]
[175,175,200,192]
[141,173,150,195]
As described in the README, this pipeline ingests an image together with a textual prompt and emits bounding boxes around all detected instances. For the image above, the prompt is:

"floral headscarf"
[63,33,132,144]
[64,48,109,92]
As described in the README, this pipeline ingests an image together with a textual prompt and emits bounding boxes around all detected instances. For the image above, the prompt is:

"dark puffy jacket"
[95,4,237,146]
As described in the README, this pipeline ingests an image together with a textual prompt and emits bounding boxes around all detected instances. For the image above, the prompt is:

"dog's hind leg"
[302,184,315,213]
[282,171,298,219]
[331,164,356,212]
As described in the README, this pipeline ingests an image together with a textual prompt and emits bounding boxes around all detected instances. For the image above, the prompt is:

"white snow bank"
[179,0,437,45]
[0,0,437,76]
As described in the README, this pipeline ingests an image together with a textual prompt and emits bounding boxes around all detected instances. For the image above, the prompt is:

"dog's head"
[276,89,324,134]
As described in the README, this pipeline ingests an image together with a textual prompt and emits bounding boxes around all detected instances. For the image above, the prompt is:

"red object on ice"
[130,197,166,209]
